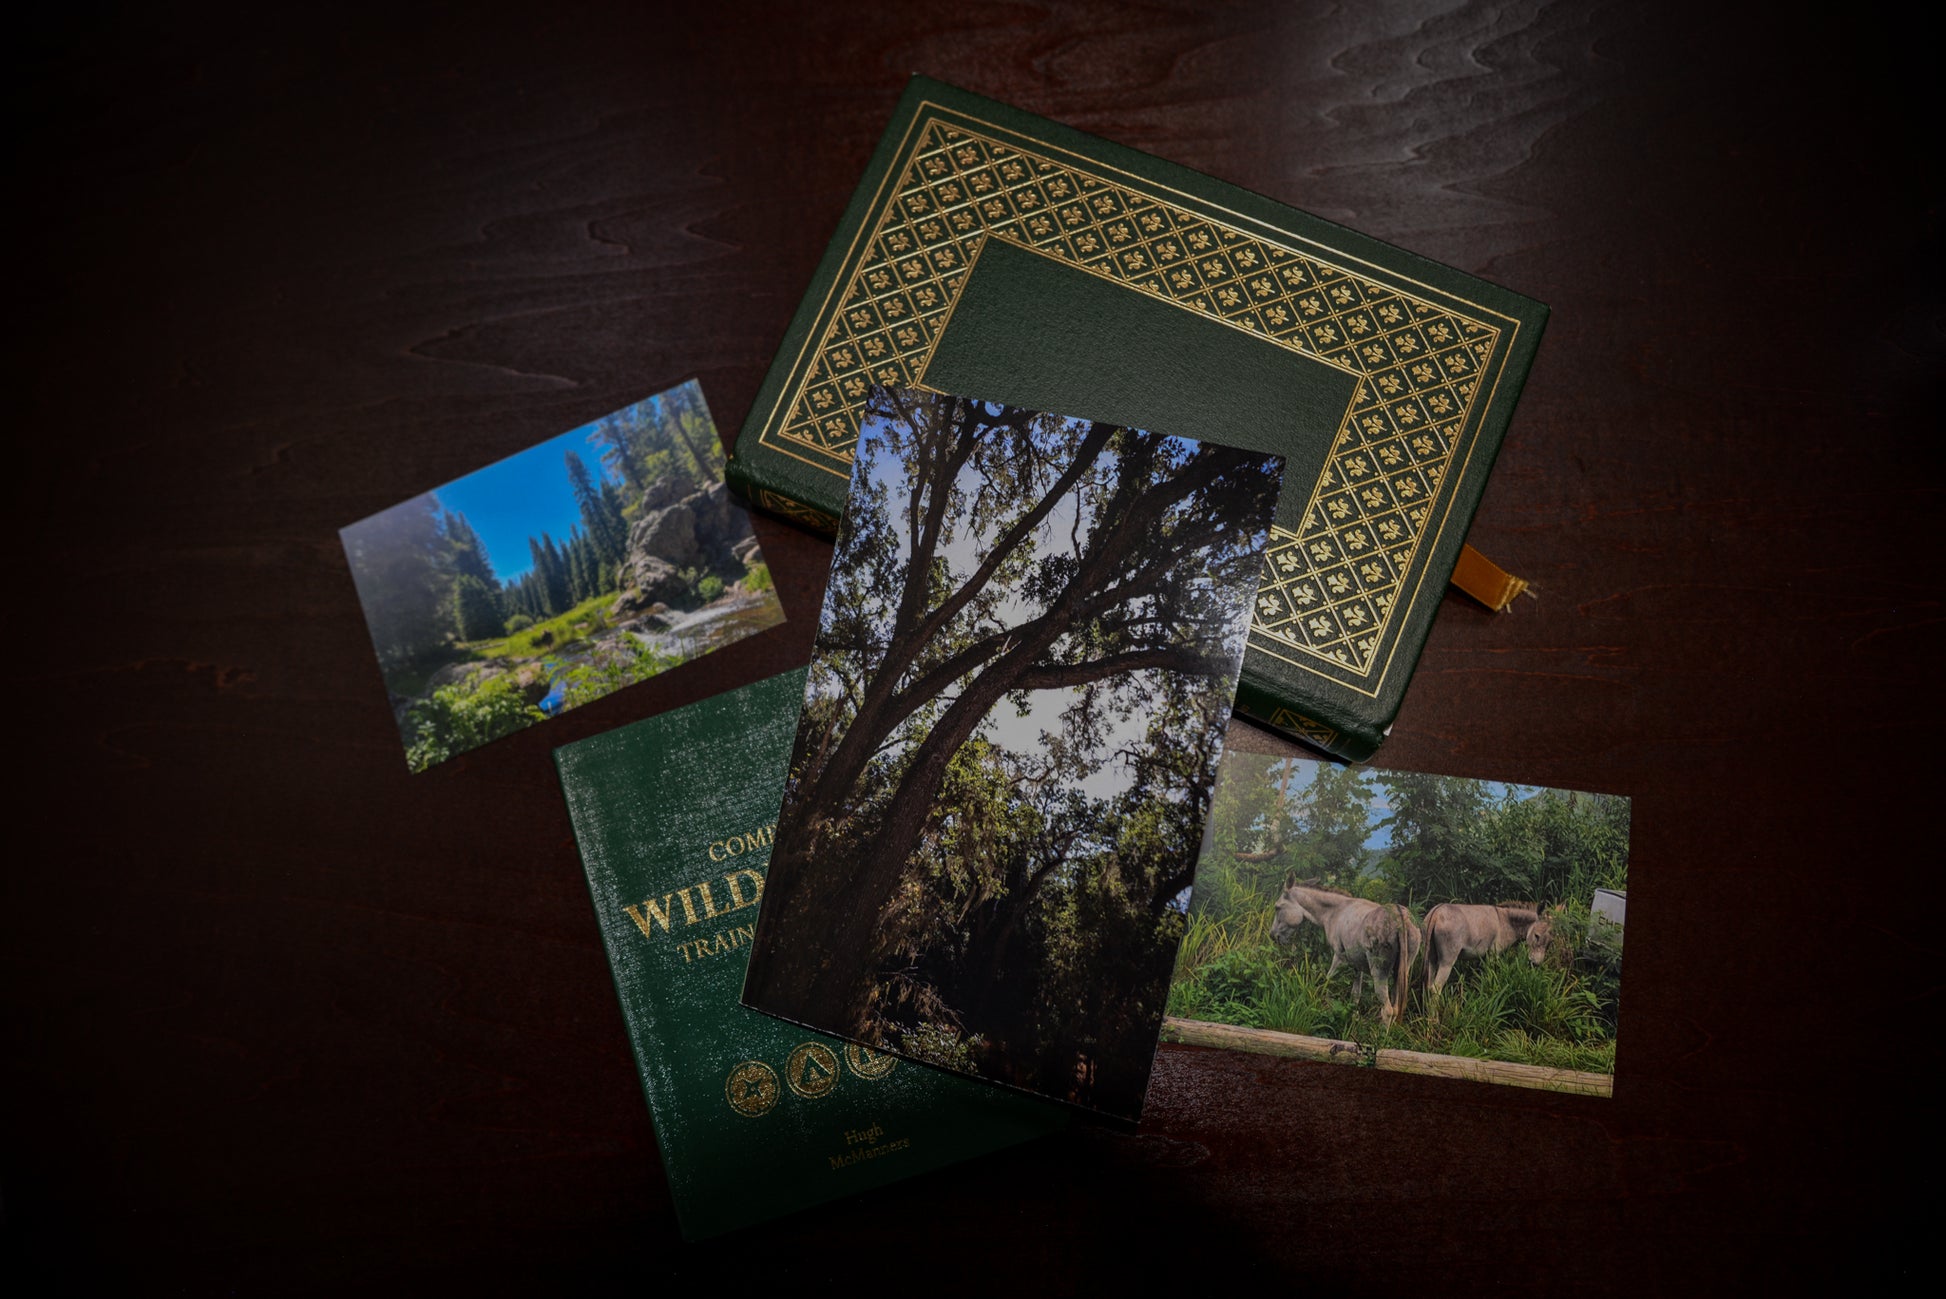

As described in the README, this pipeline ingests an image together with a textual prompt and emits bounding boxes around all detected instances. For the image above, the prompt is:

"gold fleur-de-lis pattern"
[764,116,1504,678]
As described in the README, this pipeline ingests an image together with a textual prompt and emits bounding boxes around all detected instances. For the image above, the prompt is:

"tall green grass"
[1169,933,1617,1074]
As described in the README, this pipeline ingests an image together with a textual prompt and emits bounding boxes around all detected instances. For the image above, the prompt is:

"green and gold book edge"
[1233,673,1379,763]
[553,742,713,1238]
[726,76,946,529]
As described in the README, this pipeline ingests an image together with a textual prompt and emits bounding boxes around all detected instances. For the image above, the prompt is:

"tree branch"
[899,418,1115,656]
[1013,644,1233,695]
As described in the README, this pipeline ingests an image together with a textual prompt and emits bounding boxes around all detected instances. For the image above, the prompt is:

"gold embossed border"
[754,105,1518,691]
[1267,707,1340,750]
[754,487,837,536]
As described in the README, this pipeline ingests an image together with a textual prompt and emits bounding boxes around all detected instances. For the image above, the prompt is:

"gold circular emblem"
[844,1043,898,1081]
[724,1060,780,1118]
[785,1042,841,1099]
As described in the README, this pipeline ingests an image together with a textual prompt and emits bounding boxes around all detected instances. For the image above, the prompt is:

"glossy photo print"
[741,387,1284,1121]
[341,381,784,773]
[1164,751,1630,1097]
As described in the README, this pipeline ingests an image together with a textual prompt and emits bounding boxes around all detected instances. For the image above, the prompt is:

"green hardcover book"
[726,77,1547,761]
[554,668,1064,1240]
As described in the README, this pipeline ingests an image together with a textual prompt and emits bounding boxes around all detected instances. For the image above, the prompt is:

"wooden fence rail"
[1159,1017,1614,1097]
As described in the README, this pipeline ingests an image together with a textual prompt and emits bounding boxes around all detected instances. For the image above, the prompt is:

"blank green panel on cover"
[925,236,1357,531]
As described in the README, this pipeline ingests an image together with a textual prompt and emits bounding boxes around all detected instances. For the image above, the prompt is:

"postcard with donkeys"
[1162,750,1630,1097]
[340,380,785,772]
[740,385,1284,1121]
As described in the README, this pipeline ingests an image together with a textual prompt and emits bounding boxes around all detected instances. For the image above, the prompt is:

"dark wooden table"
[11,3,1936,1290]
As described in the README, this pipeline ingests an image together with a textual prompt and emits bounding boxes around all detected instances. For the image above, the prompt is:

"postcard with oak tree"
[742,386,1282,1120]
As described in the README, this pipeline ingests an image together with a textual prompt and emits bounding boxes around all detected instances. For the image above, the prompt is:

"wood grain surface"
[10,2,1937,1290]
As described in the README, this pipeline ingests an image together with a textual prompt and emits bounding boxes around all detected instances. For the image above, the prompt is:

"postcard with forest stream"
[741,387,1283,1121]
[341,381,784,772]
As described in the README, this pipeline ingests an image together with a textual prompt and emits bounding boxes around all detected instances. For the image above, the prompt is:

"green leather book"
[726,77,1548,761]
[554,667,1064,1240]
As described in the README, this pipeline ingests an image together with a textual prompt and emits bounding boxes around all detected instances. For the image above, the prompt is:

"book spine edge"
[724,454,839,538]
[1234,670,1382,763]
[551,746,705,1241]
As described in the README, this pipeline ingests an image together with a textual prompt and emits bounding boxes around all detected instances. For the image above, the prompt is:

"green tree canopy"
[591,382,725,503]
[1374,772,1630,905]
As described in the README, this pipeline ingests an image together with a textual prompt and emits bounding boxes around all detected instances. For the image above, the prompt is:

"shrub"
[554,638,686,712]
[403,676,546,772]
[504,614,534,634]
[743,562,774,593]
[697,574,725,602]
[1195,946,1278,1005]
[897,1022,983,1073]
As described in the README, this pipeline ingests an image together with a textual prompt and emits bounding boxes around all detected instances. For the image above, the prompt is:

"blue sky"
[432,423,616,583]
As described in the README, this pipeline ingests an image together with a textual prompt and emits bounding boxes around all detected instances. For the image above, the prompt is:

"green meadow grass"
[466,592,618,660]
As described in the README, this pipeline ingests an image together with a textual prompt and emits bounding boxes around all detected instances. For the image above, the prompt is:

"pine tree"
[594,407,645,492]
[540,533,571,613]
[528,538,556,616]
[443,510,497,588]
[578,533,600,600]
[567,451,627,565]
[566,530,590,604]
[660,387,715,486]
[599,479,630,561]
[452,576,502,642]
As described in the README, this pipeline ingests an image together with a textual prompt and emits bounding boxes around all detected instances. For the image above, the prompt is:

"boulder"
[635,475,690,515]
[685,481,757,569]
[614,602,675,633]
[613,480,762,611]
[626,500,699,570]
[686,481,730,539]
[611,555,693,619]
